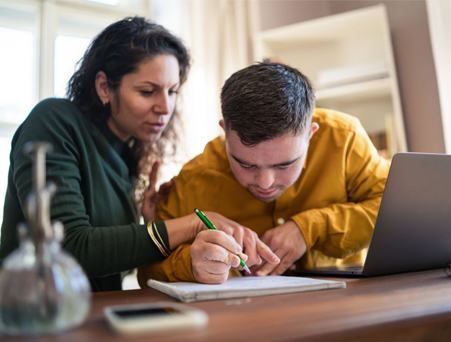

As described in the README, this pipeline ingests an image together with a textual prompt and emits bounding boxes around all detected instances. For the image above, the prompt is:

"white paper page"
[165,276,342,293]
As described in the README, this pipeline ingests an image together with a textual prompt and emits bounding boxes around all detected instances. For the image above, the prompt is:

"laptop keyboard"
[343,266,363,270]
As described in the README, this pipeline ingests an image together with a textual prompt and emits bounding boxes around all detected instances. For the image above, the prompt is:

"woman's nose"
[155,93,172,115]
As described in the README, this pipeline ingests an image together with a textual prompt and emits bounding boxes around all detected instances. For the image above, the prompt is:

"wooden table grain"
[2,269,451,341]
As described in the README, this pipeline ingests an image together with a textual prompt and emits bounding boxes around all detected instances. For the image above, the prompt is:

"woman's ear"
[95,71,110,105]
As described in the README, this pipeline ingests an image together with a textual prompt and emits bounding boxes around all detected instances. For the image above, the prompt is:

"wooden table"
[3,269,451,341]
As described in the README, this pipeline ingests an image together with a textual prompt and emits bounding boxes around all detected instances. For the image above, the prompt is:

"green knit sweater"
[0,98,168,292]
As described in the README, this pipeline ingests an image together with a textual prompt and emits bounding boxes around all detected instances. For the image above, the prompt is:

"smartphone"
[104,302,208,335]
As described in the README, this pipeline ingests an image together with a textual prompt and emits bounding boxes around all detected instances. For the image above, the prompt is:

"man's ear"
[219,119,225,131]
[309,122,320,139]
[95,71,110,105]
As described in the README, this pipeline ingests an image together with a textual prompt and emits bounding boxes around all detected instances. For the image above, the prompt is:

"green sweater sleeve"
[0,99,168,290]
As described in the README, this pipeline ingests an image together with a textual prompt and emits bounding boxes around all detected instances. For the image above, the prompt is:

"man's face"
[224,124,318,202]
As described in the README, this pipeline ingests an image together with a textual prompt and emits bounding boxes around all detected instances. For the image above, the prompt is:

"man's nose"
[255,169,275,189]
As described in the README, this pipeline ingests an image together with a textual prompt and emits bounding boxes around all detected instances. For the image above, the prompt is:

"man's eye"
[240,164,253,170]
[141,91,154,96]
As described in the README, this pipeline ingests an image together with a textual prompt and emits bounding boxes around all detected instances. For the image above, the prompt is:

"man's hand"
[141,160,173,223]
[190,212,280,283]
[252,221,307,276]
[191,230,245,284]
[199,212,280,270]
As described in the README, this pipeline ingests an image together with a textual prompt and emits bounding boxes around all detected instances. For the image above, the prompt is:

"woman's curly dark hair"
[67,16,190,200]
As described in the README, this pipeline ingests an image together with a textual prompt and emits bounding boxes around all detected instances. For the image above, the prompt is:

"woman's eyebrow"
[137,81,180,88]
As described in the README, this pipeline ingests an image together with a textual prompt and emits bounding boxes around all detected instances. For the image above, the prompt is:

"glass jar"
[0,142,91,335]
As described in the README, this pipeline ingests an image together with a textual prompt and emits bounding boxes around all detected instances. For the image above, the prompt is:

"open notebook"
[147,276,345,303]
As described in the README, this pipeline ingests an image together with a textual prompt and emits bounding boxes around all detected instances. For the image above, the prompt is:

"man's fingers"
[217,226,234,236]
[196,248,240,271]
[254,249,296,276]
[257,240,280,265]
[196,230,242,255]
[269,255,296,276]
[193,268,229,284]
[191,233,244,284]
[241,231,278,268]
[237,252,248,263]
[254,248,287,276]
[201,242,241,267]
[242,235,261,267]
[230,226,244,248]
[253,260,278,277]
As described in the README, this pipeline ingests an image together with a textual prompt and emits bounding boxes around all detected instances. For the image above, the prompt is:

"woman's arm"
[2,99,167,278]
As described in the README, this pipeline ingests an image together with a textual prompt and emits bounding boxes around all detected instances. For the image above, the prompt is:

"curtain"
[177,0,258,160]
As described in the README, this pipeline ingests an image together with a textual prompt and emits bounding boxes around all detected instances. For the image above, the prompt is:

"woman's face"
[107,54,180,143]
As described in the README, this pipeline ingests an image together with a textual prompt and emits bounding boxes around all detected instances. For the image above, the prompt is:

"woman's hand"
[141,160,173,223]
[190,212,280,283]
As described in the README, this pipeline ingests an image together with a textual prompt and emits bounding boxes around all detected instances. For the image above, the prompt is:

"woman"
[0,17,277,291]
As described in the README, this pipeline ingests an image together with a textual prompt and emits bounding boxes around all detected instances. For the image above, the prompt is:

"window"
[152,0,182,36]
[0,25,35,210]
[54,35,91,98]
[84,0,121,6]
[0,26,36,124]
[0,1,40,227]
[0,0,151,232]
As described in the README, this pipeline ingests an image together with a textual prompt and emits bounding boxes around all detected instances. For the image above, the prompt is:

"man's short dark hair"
[221,60,315,146]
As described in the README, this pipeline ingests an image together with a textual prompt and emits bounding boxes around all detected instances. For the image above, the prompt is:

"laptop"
[294,152,451,277]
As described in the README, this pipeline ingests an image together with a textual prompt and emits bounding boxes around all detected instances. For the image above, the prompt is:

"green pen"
[194,208,251,273]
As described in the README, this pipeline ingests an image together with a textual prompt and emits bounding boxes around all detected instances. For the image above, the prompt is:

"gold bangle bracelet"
[147,220,169,257]
[148,221,168,257]
[153,220,170,256]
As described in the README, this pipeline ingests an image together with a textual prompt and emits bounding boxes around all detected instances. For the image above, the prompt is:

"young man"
[138,61,390,285]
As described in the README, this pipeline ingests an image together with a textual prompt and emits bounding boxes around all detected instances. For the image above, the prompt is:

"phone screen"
[113,307,181,319]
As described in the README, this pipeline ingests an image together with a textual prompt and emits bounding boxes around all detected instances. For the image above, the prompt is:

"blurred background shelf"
[316,77,391,102]
[254,4,407,158]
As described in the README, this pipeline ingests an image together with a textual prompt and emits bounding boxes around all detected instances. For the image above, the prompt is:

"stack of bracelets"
[147,220,170,257]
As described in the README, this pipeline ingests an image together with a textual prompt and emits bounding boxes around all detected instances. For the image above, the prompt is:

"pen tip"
[244,265,251,273]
